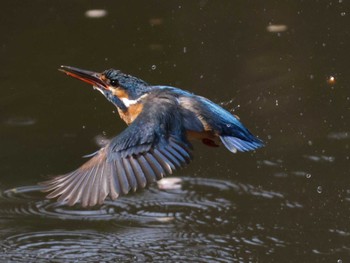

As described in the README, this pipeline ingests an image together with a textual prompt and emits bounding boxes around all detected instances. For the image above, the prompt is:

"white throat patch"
[121,94,148,108]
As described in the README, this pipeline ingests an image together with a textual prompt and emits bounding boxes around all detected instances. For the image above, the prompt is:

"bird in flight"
[41,66,263,207]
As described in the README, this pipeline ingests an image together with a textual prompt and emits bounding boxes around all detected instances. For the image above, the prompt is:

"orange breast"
[117,103,144,125]
[111,88,144,125]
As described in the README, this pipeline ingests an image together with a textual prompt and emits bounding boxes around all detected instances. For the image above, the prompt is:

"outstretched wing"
[40,93,193,207]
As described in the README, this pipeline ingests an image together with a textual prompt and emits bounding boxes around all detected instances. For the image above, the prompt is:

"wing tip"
[39,136,194,207]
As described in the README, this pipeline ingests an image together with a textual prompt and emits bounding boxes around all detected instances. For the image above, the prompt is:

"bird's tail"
[220,135,264,153]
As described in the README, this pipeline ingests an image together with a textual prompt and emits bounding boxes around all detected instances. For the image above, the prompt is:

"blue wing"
[41,92,193,207]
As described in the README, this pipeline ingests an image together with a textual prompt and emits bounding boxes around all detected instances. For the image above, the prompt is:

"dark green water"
[0,1,349,262]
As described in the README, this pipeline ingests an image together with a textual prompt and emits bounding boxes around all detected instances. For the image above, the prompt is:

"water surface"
[0,1,349,262]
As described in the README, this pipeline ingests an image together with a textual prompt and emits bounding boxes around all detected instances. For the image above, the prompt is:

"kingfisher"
[41,66,264,207]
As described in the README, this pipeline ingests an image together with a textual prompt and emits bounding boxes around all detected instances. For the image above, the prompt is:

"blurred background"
[0,1,349,262]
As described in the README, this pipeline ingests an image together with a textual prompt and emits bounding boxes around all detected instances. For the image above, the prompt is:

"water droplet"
[317,186,323,194]
[266,24,288,33]
[337,259,342,263]
[226,124,232,128]
[157,177,182,190]
[340,12,346,16]
[149,18,163,26]
[275,100,279,106]
[82,125,86,129]
[151,65,157,70]
[85,9,108,18]
[306,173,311,179]
[183,47,187,53]
[327,75,336,85]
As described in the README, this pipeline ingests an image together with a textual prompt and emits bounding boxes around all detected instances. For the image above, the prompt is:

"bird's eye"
[110,79,119,87]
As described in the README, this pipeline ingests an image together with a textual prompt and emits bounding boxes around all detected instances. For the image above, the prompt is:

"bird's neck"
[116,94,148,125]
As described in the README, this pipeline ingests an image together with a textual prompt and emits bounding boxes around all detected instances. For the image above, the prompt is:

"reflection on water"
[2,117,37,127]
[84,9,108,19]
[0,177,293,261]
[0,177,290,223]
[1,162,349,261]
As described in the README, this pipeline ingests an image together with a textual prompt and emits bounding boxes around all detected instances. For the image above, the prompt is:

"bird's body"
[41,66,263,207]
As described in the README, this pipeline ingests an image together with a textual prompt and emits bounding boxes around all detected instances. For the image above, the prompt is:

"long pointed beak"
[59,65,128,112]
[59,65,107,89]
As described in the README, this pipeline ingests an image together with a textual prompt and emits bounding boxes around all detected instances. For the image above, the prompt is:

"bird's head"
[59,66,150,111]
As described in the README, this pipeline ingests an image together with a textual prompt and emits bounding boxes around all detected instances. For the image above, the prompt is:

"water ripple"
[0,230,149,262]
[0,178,293,262]
[3,116,37,127]
[327,131,350,140]
[0,177,286,225]
[0,227,273,262]
[303,154,335,162]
